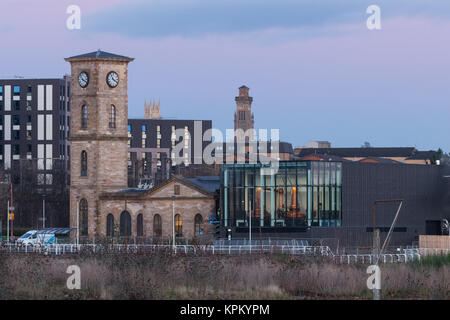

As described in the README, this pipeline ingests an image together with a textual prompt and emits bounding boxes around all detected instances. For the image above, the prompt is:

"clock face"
[106,71,119,88]
[78,71,89,88]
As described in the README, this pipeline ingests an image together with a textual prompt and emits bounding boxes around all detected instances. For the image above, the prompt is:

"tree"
[430,148,444,165]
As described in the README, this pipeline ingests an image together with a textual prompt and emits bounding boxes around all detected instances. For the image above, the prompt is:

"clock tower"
[65,50,134,237]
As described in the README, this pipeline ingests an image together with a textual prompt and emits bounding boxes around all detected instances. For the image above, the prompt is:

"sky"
[1,0,449,151]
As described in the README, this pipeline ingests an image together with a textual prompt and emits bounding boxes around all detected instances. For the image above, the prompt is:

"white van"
[17,230,55,245]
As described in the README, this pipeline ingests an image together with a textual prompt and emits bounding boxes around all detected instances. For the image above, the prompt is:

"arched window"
[106,214,115,237]
[81,151,87,176]
[194,214,203,236]
[109,105,116,128]
[137,213,143,237]
[120,211,132,237]
[81,105,88,129]
[80,198,88,236]
[153,214,162,237]
[175,214,182,237]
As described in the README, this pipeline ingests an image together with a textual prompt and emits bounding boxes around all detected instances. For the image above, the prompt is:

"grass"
[412,253,450,268]
[0,252,448,300]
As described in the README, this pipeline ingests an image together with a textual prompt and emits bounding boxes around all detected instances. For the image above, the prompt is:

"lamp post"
[76,195,80,246]
[42,193,46,229]
[172,195,176,250]
[6,200,9,244]
[249,200,252,252]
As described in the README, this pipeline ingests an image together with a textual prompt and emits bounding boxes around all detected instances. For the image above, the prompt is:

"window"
[13,101,20,111]
[80,199,88,236]
[81,151,87,176]
[175,214,182,237]
[0,86,3,95]
[109,105,116,128]
[137,213,143,237]
[106,214,115,237]
[127,125,132,148]
[81,105,87,129]
[13,130,20,140]
[141,125,146,147]
[153,214,162,237]
[142,152,147,171]
[13,145,20,155]
[171,125,176,147]
[157,125,161,148]
[194,214,203,236]
[13,86,20,96]
[13,115,20,126]
[174,184,180,195]
[120,211,132,237]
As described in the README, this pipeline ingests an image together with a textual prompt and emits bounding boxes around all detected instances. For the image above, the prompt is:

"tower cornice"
[69,134,129,141]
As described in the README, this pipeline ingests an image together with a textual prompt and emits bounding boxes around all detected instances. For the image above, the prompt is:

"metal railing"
[4,243,446,264]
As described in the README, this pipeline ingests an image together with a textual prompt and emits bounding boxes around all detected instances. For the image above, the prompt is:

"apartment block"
[0,77,71,187]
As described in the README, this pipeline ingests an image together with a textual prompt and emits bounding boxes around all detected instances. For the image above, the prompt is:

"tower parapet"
[144,99,161,119]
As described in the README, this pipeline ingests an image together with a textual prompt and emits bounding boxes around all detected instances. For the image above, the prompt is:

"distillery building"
[220,160,450,247]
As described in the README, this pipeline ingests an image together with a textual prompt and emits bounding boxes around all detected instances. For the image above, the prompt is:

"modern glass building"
[220,161,342,230]
[220,160,449,246]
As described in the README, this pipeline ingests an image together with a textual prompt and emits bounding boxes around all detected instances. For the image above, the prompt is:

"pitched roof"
[358,157,401,164]
[100,175,215,199]
[185,176,220,193]
[65,50,133,61]
[295,153,349,162]
[296,147,418,158]
[406,151,437,160]
[219,141,293,154]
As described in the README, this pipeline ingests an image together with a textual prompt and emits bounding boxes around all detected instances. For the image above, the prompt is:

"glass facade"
[221,161,342,229]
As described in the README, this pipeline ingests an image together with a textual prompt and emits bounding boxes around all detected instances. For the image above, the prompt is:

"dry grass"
[0,252,448,300]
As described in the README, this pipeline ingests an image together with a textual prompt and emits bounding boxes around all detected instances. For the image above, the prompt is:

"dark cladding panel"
[341,162,446,245]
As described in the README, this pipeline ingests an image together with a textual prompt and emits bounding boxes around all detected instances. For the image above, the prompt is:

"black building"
[0,77,71,178]
[127,118,212,186]
[220,160,450,247]
[0,77,71,228]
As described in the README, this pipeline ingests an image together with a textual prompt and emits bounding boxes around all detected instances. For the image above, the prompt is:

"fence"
[0,242,432,264]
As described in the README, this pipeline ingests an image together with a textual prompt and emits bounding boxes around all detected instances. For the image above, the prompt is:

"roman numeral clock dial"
[107,71,119,88]
[78,71,89,88]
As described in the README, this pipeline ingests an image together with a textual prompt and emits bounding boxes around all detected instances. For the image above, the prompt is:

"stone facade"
[65,52,134,237]
[98,177,215,238]
[65,51,216,239]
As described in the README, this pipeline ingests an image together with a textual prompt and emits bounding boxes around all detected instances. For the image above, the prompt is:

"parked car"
[16,230,55,245]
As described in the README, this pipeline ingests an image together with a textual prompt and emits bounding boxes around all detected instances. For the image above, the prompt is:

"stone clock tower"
[65,50,134,237]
